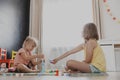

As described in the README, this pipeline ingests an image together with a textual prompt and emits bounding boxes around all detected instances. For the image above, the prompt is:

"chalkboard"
[0,0,30,59]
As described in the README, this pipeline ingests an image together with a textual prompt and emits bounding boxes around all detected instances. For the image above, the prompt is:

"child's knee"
[66,60,74,67]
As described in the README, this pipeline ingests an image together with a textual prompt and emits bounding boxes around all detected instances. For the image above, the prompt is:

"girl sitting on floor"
[14,36,44,73]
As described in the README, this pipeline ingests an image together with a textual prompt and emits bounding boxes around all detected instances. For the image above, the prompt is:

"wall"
[100,0,120,40]
[99,0,120,71]
[0,0,30,58]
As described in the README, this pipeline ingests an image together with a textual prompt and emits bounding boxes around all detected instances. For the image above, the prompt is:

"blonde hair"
[82,23,99,41]
[22,36,38,48]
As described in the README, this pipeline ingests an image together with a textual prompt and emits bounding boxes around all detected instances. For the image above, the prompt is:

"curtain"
[29,0,42,52]
[92,0,103,39]
[29,0,42,69]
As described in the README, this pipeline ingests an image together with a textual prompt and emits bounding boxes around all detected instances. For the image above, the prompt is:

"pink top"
[14,48,31,67]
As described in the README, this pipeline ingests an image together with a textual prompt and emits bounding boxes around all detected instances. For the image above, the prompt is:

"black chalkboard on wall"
[0,0,30,59]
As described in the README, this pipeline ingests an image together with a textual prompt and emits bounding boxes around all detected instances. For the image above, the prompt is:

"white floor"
[0,72,120,80]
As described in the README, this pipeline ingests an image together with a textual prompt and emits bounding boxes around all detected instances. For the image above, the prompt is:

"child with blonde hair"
[51,23,106,73]
[14,36,44,73]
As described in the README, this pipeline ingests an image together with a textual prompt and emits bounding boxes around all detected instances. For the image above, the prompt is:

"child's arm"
[52,43,84,64]
[20,53,44,61]
[31,59,42,66]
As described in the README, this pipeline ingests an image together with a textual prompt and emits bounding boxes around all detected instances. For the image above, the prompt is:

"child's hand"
[38,54,44,58]
[50,58,58,64]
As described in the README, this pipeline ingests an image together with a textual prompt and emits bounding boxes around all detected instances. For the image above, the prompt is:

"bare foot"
[64,67,80,73]
[64,67,71,73]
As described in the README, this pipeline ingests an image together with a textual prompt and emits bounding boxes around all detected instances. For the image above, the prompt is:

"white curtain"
[29,0,42,69]
[29,0,42,52]
[92,0,103,39]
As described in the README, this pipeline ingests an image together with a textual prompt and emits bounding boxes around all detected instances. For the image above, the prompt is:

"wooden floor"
[0,72,120,80]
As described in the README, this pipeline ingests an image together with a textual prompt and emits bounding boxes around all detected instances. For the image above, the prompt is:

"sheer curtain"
[42,0,93,69]
[29,0,42,69]
[29,0,42,52]
[92,0,103,39]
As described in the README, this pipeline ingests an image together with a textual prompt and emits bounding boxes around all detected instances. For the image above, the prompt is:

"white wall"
[99,0,120,71]
[100,0,120,40]
[42,0,93,69]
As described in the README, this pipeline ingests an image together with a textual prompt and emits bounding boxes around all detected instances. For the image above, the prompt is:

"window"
[42,0,93,69]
